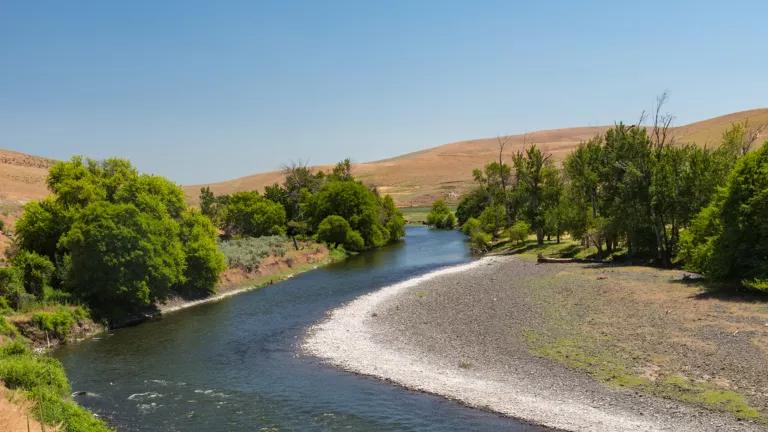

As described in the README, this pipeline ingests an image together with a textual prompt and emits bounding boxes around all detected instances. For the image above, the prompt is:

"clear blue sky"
[2,1,766,184]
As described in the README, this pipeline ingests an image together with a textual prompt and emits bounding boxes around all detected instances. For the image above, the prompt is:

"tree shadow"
[674,279,768,303]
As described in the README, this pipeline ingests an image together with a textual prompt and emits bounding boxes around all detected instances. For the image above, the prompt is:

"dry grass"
[184,108,768,207]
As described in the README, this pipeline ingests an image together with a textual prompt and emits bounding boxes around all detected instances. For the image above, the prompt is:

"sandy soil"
[0,385,57,432]
[304,256,767,432]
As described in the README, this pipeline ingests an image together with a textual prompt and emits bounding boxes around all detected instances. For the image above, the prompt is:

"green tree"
[222,192,287,237]
[177,210,226,297]
[426,199,456,229]
[60,201,186,317]
[316,215,364,251]
[679,141,768,290]
[513,145,561,245]
[507,220,531,245]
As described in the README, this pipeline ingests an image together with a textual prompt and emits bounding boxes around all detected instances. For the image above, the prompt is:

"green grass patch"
[31,306,89,339]
[0,337,111,431]
[523,329,764,422]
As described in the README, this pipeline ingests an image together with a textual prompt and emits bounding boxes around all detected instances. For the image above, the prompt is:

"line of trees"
[199,159,405,253]
[455,106,768,291]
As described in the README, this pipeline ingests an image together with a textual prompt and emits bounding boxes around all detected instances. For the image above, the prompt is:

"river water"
[56,226,543,431]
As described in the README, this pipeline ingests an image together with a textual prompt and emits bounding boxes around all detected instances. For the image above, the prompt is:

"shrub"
[0,266,24,309]
[470,229,492,252]
[461,217,482,235]
[0,316,18,337]
[31,306,88,339]
[507,220,531,245]
[221,191,286,237]
[177,210,226,297]
[0,351,70,396]
[12,251,55,298]
[316,215,365,252]
[219,236,289,271]
[30,386,112,432]
[426,199,456,229]
[478,203,507,237]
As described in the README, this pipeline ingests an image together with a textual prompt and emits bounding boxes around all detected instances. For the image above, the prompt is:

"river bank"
[303,254,768,431]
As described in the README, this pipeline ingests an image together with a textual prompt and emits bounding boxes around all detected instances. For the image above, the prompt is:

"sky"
[1,1,767,184]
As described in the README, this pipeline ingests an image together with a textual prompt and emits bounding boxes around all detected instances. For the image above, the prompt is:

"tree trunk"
[291,236,299,251]
[536,228,544,246]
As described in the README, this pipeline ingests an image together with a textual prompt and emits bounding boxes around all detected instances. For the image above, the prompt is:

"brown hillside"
[185,108,768,207]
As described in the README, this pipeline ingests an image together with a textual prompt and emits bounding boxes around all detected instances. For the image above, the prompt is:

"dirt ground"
[0,386,57,432]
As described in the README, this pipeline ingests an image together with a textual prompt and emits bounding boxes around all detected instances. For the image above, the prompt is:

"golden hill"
[2,108,767,213]
[184,108,768,207]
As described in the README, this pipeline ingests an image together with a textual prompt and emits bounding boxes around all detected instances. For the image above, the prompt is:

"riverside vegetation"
[451,100,768,292]
[435,102,768,423]
[0,156,404,431]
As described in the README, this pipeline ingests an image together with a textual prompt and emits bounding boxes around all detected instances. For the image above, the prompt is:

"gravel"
[303,256,766,432]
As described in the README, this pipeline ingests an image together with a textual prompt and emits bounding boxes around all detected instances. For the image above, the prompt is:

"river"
[55,226,543,431]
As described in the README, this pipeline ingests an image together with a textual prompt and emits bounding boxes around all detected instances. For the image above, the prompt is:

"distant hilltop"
[2,108,768,210]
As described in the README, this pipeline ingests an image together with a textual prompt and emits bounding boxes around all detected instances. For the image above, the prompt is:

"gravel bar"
[303,256,765,432]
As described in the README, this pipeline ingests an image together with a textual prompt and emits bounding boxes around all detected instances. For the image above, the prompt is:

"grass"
[523,329,764,422]
[400,205,457,224]
[0,338,111,431]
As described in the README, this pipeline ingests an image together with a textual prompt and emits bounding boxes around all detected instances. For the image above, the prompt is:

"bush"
[478,203,507,237]
[0,316,18,337]
[31,306,88,339]
[317,215,365,252]
[30,386,112,432]
[0,338,110,432]
[461,217,482,235]
[12,251,55,298]
[0,266,24,309]
[219,236,288,271]
[426,199,456,229]
[470,229,492,252]
[0,351,70,396]
[507,220,531,245]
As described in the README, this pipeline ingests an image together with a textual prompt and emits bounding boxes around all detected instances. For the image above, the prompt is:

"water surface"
[56,226,545,431]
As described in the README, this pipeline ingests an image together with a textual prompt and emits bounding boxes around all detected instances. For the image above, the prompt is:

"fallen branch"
[536,253,603,264]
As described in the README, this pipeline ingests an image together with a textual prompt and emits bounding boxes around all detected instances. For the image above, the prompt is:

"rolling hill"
[184,108,768,207]
[2,108,768,215]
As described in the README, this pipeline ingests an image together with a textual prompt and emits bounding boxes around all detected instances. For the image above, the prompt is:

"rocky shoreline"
[303,256,765,432]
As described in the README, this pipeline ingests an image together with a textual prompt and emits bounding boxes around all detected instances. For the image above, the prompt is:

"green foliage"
[0,266,24,309]
[218,236,288,271]
[316,215,365,252]
[478,203,506,237]
[31,306,88,339]
[426,199,456,229]
[177,210,226,297]
[680,141,768,289]
[12,157,225,321]
[61,201,185,314]
[513,145,564,245]
[469,229,492,253]
[461,217,481,235]
[0,349,70,396]
[0,338,110,431]
[0,316,18,336]
[507,220,531,245]
[304,179,402,248]
[455,188,490,226]
[11,251,55,298]
[221,191,287,237]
